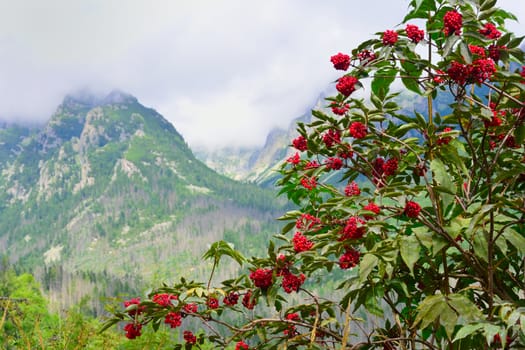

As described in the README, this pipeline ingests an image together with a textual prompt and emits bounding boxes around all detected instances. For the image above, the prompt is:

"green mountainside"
[0,91,285,313]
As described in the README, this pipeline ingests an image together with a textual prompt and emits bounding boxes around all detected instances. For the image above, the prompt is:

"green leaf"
[468,204,495,234]
[482,324,503,346]
[281,221,296,235]
[202,240,245,266]
[403,0,436,22]
[402,76,422,95]
[502,228,525,254]
[414,294,447,330]
[414,227,433,249]
[448,294,482,321]
[311,109,330,121]
[443,35,460,57]
[414,111,427,128]
[440,303,458,339]
[479,7,499,20]
[444,142,469,177]
[98,318,121,334]
[480,0,497,11]
[472,231,489,262]
[359,254,378,282]
[394,122,420,138]
[515,124,525,145]
[371,67,398,100]
[365,284,385,317]
[508,35,525,49]
[430,158,456,208]
[400,235,420,275]
[453,323,484,342]
[460,41,473,64]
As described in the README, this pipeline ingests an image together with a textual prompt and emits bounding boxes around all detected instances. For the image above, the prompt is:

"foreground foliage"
[104,0,525,348]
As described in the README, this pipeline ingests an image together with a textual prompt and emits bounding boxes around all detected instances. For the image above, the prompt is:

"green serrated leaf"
[441,304,458,339]
[402,76,423,95]
[400,235,420,275]
[431,158,456,208]
[443,35,460,57]
[460,42,473,64]
[453,323,484,342]
[98,318,121,334]
[473,231,489,262]
[480,0,497,12]
[414,294,446,330]
[508,36,525,49]
[359,254,378,282]
[372,67,397,100]
[448,294,482,321]
[502,228,525,254]
[479,7,499,20]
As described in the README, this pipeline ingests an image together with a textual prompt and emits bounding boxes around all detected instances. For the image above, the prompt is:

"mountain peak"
[60,89,137,112]
[101,90,137,105]
[61,90,100,111]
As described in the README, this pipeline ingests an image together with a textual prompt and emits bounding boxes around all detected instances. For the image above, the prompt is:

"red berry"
[249,268,273,290]
[339,248,360,269]
[183,330,197,344]
[164,312,182,328]
[479,23,501,39]
[404,201,421,218]
[349,121,367,139]
[443,10,462,36]
[330,52,351,71]
[124,322,142,339]
[382,30,398,46]
[292,232,314,253]
[336,76,359,97]
[406,24,424,43]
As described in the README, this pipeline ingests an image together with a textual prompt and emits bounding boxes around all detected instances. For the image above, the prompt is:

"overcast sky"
[0,1,523,149]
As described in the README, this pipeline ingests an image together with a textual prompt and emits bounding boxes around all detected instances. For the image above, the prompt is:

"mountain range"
[0,90,286,313]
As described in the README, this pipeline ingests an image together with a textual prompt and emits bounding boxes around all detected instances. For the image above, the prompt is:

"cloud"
[0,0,523,148]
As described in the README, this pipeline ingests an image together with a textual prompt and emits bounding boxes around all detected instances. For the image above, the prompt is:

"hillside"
[0,91,286,313]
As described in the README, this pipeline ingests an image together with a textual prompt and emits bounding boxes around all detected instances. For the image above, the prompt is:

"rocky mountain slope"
[0,91,285,312]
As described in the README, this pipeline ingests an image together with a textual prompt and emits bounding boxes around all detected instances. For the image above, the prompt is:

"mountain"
[0,90,285,313]
[195,86,461,186]
[195,97,323,187]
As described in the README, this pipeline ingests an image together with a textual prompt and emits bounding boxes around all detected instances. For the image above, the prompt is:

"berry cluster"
[349,121,367,139]
[447,58,496,85]
[152,293,177,307]
[339,248,360,269]
[249,268,274,289]
[443,10,462,36]
[336,75,359,96]
[323,129,341,148]
[404,201,422,218]
[164,312,182,328]
[344,181,360,196]
[292,135,308,151]
[292,232,314,253]
[330,52,351,71]
[479,23,501,39]
[124,323,142,339]
[382,30,399,46]
[406,24,424,43]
